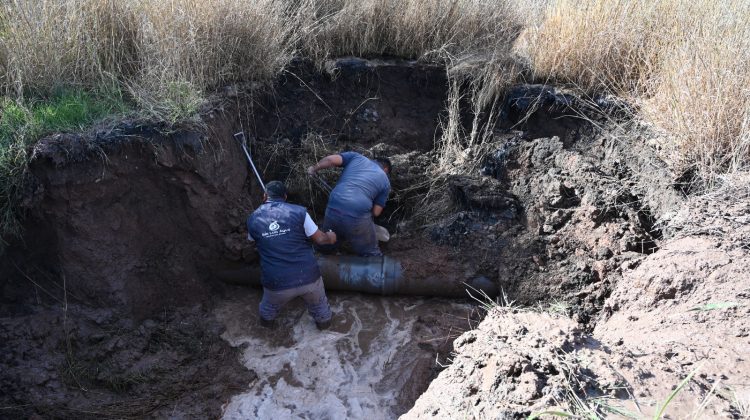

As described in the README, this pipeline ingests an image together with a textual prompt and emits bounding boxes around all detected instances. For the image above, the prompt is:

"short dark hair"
[265,180,287,199]
[374,157,392,173]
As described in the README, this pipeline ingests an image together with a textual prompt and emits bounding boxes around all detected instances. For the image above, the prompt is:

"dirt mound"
[407,175,750,418]
[387,127,678,326]
[592,174,750,418]
[403,307,632,418]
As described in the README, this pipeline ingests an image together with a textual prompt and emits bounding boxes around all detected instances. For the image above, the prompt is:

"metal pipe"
[217,255,498,299]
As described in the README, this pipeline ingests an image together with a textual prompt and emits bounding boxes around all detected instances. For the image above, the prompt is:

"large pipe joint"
[318,255,401,295]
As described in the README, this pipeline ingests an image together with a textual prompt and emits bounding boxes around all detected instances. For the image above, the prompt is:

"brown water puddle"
[215,291,473,419]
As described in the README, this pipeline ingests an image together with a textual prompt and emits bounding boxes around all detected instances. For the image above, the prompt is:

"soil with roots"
[1,58,748,418]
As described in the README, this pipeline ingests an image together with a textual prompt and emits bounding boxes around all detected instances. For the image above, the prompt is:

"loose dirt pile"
[405,175,750,418]
[404,307,625,418]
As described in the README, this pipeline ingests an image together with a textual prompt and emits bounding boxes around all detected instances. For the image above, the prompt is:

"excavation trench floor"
[215,291,474,419]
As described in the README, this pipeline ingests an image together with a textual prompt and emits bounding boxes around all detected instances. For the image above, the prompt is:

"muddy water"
[215,291,473,419]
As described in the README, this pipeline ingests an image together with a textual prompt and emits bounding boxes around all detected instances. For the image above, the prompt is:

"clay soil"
[1,58,748,419]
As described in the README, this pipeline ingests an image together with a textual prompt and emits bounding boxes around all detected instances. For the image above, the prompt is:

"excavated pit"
[0,58,676,418]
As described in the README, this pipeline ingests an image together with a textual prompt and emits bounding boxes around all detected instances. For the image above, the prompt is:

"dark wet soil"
[0,301,251,419]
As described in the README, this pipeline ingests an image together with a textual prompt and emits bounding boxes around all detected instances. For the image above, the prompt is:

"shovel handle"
[234,132,266,192]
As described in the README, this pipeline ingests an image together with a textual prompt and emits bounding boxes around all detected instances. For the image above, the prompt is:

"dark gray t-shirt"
[327,152,390,218]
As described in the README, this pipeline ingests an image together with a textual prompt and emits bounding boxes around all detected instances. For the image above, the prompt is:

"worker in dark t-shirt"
[307,152,391,256]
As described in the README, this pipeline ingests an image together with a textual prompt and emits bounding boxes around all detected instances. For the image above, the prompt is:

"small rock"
[595,246,613,260]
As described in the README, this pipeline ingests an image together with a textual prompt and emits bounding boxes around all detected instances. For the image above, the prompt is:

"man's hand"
[372,204,384,217]
[311,229,337,245]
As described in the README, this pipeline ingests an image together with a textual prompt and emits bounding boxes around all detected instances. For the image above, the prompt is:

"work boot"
[315,318,332,331]
[259,317,276,329]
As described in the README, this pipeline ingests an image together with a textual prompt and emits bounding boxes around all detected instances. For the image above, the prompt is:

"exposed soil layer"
[406,176,750,418]
[0,58,714,418]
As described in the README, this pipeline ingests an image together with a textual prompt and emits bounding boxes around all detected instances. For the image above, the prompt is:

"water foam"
[217,294,468,419]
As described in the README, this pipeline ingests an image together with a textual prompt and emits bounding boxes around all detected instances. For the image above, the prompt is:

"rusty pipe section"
[217,255,498,299]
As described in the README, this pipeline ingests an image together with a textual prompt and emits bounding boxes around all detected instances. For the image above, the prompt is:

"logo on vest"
[261,220,290,238]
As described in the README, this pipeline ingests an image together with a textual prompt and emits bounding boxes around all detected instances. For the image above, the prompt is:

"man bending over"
[307,152,391,257]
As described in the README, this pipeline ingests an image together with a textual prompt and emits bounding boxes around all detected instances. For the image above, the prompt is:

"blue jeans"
[318,207,382,257]
[259,277,331,323]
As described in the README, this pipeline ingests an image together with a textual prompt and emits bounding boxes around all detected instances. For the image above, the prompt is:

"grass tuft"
[0,89,128,245]
[653,363,702,419]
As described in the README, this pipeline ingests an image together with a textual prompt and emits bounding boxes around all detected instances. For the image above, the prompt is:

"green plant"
[545,299,572,315]
[653,363,702,419]
[0,89,128,247]
[688,302,741,312]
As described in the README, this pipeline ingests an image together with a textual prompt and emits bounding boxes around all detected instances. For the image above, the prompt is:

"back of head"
[265,180,287,199]
[374,156,392,174]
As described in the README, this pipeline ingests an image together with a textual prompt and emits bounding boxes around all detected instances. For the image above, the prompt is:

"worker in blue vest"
[307,152,391,256]
[247,181,337,330]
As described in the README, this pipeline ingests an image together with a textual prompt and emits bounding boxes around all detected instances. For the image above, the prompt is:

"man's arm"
[310,229,337,245]
[307,154,343,175]
[304,212,337,245]
[372,184,390,217]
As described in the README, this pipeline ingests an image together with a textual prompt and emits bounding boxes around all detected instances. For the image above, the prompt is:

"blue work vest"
[247,200,321,290]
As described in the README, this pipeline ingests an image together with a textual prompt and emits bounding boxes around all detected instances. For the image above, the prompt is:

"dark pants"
[318,207,382,257]
[259,277,331,323]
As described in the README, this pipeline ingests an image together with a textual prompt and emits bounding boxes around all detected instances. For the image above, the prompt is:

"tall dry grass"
[296,0,524,62]
[642,0,750,177]
[0,0,139,97]
[519,0,750,179]
[0,0,297,117]
[0,0,748,179]
[0,0,526,99]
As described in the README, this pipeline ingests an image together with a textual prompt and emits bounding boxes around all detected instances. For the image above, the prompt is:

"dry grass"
[296,0,524,63]
[0,0,524,103]
[0,0,748,187]
[0,0,296,116]
[519,0,750,180]
[0,0,139,97]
